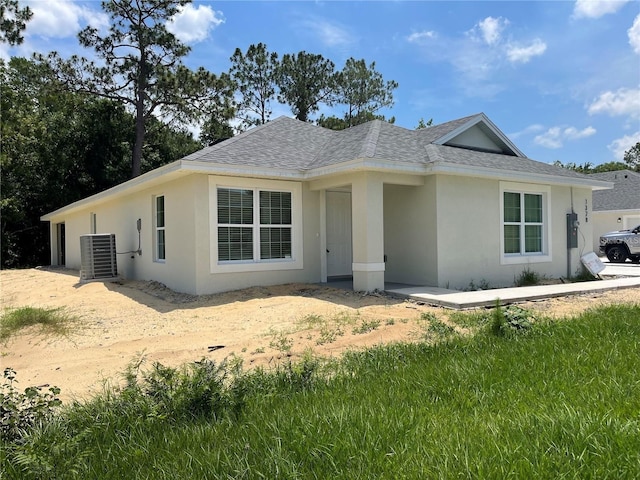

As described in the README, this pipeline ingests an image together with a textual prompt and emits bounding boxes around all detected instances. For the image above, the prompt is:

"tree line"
[0,0,400,267]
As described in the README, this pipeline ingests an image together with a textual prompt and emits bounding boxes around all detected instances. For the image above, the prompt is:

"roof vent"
[80,234,118,281]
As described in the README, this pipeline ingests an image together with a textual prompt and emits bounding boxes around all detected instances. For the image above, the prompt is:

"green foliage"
[268,330,293,353]
[229,42,279,128]
[352,318,381,335]
[515,267,541,286]
[276,51,337,122]
[491,300,535,336]
[623,142,640,172]
[1,368,62,443]
[334,57,398,127]
[0,0,32,45]
[0,306,80,342]
[2,305,640,478]
[416,117,433,129]
[42,0,233,177]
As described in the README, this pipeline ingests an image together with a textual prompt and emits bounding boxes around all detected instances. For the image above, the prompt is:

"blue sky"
[4,0,639,166]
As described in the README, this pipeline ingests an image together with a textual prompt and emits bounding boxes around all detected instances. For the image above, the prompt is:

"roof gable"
[431,113,525,157]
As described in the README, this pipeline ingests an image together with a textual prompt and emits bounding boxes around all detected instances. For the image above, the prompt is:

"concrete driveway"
[600,258,640,277]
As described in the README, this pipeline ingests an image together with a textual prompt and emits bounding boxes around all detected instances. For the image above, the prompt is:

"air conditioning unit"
[79,234,118,281]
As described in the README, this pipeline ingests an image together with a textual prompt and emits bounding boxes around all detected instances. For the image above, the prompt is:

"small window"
[155,195,165,261]
[503,191,544,255]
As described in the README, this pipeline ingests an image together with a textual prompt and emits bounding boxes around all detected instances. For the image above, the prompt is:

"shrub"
[1,368,62,443]
[491,300,535,336]
[515,268,541,287]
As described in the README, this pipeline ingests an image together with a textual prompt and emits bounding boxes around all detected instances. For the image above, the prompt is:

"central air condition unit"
[80,234,118,281]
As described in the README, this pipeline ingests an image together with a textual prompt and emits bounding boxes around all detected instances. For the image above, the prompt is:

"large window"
[155,195,165,261]
[503,192,543,254]
[217,187,292,263]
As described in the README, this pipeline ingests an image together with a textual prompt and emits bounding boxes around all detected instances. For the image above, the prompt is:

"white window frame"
[499,182,552,265]
[209,177,303,273]
[154,194,166,263]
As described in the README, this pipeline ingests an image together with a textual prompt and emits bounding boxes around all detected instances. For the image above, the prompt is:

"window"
[217,188,292,262]
[500,182,550,264]
[155,195,165,261]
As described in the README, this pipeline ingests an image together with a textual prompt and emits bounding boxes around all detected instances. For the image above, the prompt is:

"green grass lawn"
[2,304,639,479]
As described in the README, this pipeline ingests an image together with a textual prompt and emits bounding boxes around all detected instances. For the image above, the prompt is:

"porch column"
[351,173,385,292]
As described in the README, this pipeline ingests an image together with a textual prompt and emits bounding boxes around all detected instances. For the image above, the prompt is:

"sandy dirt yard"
[1,267,639,403]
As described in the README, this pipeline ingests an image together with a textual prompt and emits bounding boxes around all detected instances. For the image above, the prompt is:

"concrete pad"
[386,277,640,310]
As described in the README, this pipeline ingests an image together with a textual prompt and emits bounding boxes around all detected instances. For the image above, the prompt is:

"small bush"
[515,268,541,287]
[491,300,535,336]
[1,368,62,443]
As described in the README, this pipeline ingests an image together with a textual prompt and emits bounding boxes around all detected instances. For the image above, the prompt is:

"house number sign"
[584,198,588,223]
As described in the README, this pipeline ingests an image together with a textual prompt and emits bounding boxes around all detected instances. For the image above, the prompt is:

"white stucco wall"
[433,176,593,289]
[383,178,438,286]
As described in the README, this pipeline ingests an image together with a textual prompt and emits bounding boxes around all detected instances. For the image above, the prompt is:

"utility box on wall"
[79,234,118,281]
[566,213,578,249]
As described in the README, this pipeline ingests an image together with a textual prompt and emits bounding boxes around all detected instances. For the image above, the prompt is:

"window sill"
[500,254,551,265]
[212,258,303,274]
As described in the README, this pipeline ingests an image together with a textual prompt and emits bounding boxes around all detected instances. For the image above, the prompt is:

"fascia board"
[425,162,614,190]
[433,113,527,158]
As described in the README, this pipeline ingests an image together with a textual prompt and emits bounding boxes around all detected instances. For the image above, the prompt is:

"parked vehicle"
[599,224,640,263]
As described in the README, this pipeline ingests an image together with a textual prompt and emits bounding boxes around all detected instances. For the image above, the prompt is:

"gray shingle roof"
[183,114,598,182]
[590,170,640,211]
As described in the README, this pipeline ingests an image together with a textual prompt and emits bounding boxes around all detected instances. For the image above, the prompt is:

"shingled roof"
[590,170,640,211]
[182,113,594,183]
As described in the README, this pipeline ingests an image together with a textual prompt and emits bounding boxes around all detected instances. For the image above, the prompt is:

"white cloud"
[407,31,437,43]
[573,0,630,19]
[588,87,640,118]
[506,39,547,63]
[301,18,354,47]
[476,16,509,46]
[629,14,640,54]
[166,4,224,44]
[509,124,545,139]
[534,125,597,149]
[608,131,640,159]
[25,0,108,38]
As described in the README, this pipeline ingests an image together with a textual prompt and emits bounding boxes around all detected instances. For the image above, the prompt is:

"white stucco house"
[41,113,611,295]
[590,169,640,252]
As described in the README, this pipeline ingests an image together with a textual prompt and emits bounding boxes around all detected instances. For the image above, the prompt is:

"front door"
[326,191,352,277]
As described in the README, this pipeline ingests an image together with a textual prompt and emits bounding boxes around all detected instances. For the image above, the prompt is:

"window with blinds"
[217,188,292,262]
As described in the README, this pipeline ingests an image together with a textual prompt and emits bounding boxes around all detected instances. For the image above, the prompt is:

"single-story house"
[41,113,611,295]
[590,169,640,252]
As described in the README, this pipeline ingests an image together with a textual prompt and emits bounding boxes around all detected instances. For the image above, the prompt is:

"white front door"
[326,191,352,277]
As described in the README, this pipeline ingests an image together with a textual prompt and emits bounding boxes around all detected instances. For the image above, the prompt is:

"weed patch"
[0,306,81,342]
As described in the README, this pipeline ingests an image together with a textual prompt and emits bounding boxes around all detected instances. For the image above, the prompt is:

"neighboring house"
[41,113,611,295]
[590,169,640,252]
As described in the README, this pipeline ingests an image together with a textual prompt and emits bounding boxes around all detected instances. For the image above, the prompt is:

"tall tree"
[336,58,398,127]
[316,112,395,131]
[43,0,233,178]
[276,51,337,122]
[0,0,32,45]
[416,117,433,129]
[624,142,640,172]
[1,58,134,266]
[229,43,278,128]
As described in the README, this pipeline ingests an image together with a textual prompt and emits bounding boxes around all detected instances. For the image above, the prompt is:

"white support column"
[351,173,385,292]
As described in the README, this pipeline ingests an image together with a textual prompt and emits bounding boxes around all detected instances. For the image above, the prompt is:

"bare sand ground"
[1,268,639,403]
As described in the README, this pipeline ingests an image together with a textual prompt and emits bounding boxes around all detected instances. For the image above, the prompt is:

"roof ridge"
[361,120,382,158]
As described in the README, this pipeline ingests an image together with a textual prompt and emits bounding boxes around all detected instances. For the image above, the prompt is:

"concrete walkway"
[386,262,640,309]
[387,277,640,309]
